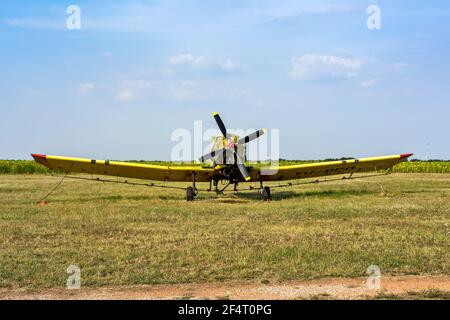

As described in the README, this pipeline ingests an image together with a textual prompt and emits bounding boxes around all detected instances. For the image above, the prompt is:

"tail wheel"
[261,186,271,201]
[186,186,196,201]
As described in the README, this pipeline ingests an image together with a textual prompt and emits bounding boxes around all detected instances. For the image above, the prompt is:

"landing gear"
[213,179,220,194]
[261,186,271,201]
[186,172,198,201]
[186,186,196,201]
[258,176,271,201]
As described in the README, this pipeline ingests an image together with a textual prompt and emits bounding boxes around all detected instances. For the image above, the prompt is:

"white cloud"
[392,62,408,68]
[5,17,64,29]
[169,54,240,73]
[361,79,378,88]
[390,62,409,72]
[169,54,206,66]
[303,4,353,14]
[78,82,95,93]
[167,81,197,101]
[258,4,355,22]
[81,4,166,32]
[116,89,133,101]
[162,68,176,76]
[5,3,166,32]
[290,54,364,80]
[218,59,238,71]
[115,80,152,101]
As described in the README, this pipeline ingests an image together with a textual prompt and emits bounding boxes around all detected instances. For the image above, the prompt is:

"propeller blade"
[237,129,266,145]
[213,112,227,138]
[198,148,226,163]
[235,151,251,181]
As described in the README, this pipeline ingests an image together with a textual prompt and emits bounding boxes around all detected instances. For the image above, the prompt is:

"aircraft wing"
[248,154,413,182]
[31,154,215,182]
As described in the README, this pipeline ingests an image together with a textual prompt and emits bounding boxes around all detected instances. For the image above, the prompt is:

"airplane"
[32,112,413,201]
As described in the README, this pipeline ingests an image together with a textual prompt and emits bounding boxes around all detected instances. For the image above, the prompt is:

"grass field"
[0,173,449,290]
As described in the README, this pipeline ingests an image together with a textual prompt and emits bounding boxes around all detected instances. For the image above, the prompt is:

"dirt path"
[1,276,449,300]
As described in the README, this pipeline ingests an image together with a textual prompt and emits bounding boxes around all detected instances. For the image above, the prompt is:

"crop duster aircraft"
[32,112,413,201]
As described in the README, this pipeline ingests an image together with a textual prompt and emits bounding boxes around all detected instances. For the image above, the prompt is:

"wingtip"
[212,112,219,116]
[262,128,267,134]
[400,153,414,159]
[245,176,251,182]
[31,153,47,160]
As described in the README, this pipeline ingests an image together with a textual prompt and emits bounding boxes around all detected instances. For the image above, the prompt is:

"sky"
[0,0,449,160]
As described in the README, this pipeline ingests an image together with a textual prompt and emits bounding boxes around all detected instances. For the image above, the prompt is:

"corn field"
[0,160,51,174]
[390,161,450,173]
[0,160,449,174]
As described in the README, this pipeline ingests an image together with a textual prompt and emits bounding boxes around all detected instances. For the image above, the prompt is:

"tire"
[261,186,271,201]
[186,186,195,201]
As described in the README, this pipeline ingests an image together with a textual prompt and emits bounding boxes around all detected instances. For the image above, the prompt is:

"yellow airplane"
[32,112,413,201]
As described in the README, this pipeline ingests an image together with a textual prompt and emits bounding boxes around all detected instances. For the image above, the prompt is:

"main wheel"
[186,186,195,201]
[261,186,271,201]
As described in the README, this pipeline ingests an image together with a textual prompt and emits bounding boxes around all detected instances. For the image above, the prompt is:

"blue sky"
[1,0,449,160]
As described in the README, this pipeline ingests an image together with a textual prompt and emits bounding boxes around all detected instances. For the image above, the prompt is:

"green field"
[0,172,449,289]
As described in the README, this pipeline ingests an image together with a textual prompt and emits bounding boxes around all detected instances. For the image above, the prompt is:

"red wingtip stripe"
[400,153,413,159]
[31,154,47,160]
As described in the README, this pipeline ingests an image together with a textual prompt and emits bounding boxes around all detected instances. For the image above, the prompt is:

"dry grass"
[0,173,449,289]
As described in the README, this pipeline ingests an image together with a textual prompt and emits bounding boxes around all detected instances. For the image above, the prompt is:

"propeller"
[199,112,266,181]
[213,112,227,138]
[199,148,226,163]
[235,150,251,181]
[238,129,266,145]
